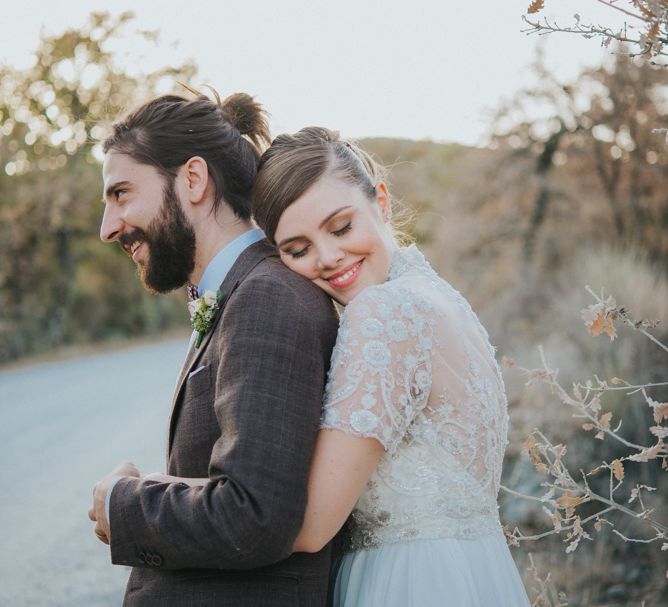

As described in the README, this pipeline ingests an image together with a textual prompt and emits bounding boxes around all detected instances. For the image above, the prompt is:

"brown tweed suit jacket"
[108,240,340,606]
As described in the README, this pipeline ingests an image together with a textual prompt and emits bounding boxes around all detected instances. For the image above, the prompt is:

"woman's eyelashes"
[332,222,352,237]
[285,222,352,259]
[288,245,309,259]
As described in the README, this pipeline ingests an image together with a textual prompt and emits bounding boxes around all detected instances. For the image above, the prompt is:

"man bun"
[220,92,271,150]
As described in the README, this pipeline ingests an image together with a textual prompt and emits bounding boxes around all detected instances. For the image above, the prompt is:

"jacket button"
[138,552,147,564]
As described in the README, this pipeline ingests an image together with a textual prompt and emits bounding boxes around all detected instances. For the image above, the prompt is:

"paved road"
[0,338,188,607]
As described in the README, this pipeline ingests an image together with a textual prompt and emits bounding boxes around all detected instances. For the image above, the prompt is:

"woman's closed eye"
[288,244,310,259]
[332,222,352,237]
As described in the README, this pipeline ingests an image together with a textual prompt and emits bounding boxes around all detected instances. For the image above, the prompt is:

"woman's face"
[274,173,397,305]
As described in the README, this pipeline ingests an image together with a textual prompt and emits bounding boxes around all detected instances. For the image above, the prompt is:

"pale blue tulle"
[331,534,531,607]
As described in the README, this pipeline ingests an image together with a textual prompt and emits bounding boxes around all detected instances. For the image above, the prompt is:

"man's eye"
[333,222,352,237]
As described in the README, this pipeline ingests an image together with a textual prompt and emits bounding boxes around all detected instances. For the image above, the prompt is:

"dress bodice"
[320,245,509,551]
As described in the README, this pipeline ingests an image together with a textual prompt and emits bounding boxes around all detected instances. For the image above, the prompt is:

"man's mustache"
[119,228,149,256]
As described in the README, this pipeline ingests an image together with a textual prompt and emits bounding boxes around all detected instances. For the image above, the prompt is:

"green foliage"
[0,13,196,362]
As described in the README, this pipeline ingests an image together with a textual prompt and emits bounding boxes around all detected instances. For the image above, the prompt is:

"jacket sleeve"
[108,273,338,570]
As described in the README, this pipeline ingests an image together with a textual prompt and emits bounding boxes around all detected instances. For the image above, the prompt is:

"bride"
[249,126,531,606]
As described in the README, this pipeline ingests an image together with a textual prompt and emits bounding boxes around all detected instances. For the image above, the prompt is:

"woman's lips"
[326,260,363,289]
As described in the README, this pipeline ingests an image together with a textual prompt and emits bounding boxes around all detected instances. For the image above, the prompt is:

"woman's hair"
[103,87,270,219]
[251,127,390,243]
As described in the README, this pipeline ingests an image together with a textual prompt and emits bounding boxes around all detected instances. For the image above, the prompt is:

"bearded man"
[87,91,338,606]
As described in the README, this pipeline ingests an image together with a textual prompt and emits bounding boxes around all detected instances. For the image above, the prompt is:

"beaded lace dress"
[320,245,529,606]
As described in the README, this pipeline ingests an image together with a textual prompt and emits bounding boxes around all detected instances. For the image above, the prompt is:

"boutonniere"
[188,289,221,348]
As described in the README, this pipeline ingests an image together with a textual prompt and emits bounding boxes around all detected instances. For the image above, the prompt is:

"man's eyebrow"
[104,180,131,202]
[276,205,352,248]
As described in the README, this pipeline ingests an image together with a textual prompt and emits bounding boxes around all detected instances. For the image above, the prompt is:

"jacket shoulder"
[236,256,337,321]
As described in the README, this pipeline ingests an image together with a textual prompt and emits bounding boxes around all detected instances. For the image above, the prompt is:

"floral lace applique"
[321,245,509,551]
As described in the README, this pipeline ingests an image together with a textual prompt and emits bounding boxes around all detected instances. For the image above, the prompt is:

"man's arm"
[106,273,337,570]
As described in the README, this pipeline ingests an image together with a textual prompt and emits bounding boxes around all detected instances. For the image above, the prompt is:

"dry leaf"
[552,444,567,457]
[501,356,515,368]
[648,397,668,424]
[582,423,595,431]
[628,444,662,462]
[611,459,624,481]
[556,491,587,509]
[581,298,618,340]
[600,411,613,430]
[527,0,545,14]
[649,425,668,439]
[523,435,537,451]
[646,21,660,44]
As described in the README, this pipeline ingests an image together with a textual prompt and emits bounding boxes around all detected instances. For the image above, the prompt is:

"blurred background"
[0,1,666,605]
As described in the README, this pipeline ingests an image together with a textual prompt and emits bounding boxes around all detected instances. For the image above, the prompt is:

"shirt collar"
[196,228,265,296]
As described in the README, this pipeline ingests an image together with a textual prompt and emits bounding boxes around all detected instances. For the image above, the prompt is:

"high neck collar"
[387,244,428,282]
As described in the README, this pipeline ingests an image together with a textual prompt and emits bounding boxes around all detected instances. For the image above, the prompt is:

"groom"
[88,91,339,606]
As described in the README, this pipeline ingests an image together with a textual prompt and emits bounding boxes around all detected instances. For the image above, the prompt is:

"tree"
[476,48,668,275]
[0,12,196,361]
[524,1,668,61]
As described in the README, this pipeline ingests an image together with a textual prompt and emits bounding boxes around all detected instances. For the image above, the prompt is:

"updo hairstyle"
[252,127,389,243]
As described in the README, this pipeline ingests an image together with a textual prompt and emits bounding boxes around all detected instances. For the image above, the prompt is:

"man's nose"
[99,205,124,243]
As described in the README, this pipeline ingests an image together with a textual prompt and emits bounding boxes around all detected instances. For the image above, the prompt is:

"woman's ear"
[374,182,392,222]
[182,156,209,205]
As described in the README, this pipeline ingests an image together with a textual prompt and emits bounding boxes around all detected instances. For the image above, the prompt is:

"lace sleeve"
[320,283,434,452]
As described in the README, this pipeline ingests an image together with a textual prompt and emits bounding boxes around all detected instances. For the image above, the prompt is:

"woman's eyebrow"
[318,205,352,229]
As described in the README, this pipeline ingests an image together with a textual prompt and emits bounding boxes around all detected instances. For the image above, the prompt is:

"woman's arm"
[292,428,385,553]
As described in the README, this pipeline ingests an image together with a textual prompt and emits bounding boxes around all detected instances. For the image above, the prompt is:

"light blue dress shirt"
[104,227,266,527]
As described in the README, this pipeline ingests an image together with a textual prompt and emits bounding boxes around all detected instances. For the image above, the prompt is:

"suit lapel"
[166,240,278,465]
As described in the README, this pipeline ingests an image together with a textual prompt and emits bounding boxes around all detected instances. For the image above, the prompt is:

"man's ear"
[374,182,392,222]
[182,156,209,205]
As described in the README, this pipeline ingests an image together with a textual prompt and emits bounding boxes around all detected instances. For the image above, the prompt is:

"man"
[88,91,339,606]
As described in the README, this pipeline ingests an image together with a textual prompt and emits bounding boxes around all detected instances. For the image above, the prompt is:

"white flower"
[350,410,379,433]
[203,290,218,306]
[189,289,221,347]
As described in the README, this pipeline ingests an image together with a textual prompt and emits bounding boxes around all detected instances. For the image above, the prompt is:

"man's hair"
[103,89,271,219]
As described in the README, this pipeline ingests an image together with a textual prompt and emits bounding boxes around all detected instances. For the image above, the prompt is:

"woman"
[249,126,530,606]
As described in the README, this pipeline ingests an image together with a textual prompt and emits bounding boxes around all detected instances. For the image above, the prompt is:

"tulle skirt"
[330,533,530,607]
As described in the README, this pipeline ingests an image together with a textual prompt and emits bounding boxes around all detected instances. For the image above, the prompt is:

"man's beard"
[121,180,196,294]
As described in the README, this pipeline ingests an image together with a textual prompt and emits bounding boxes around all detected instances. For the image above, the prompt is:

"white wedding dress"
[320,245,530,606]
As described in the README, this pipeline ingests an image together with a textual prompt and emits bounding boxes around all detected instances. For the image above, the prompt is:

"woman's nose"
[316,243,345,270]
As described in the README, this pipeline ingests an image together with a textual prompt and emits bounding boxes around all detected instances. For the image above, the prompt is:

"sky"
[1,0,629,145]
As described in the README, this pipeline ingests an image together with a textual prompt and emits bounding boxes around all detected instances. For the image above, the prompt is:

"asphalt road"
[0,338,188,607]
